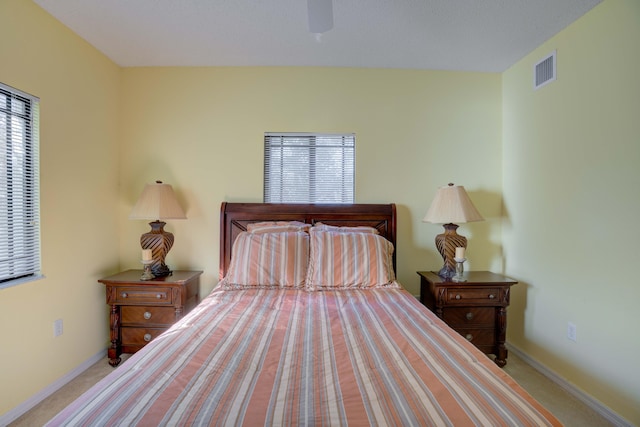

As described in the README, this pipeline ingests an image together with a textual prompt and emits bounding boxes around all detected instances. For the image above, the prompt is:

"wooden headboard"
[219,202,397,280]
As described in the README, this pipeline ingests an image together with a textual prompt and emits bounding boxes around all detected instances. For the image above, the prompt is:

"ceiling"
[33,0,601,73]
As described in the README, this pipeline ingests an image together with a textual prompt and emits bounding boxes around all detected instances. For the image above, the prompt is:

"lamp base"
[437,264,456,280]
[141,220,175,278]
[435,223,467,280]
[152,263,172,278]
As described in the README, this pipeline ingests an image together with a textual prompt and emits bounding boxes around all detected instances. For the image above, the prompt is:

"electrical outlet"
[567,322,577,342]
[54,318,63,337]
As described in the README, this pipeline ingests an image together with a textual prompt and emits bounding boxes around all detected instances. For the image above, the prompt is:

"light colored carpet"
[503,353,615,426]
[10,352,614,426]
[9,354,130,427]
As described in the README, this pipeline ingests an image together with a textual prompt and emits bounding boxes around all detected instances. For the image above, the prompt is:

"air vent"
[534,50,556,90]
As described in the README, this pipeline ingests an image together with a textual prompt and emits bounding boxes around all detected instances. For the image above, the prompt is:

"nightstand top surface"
[99,269,203,285]
[417,271,517,286]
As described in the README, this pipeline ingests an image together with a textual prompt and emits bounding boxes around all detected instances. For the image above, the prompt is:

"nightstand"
[417,271,517,367]
[99,270,202,366]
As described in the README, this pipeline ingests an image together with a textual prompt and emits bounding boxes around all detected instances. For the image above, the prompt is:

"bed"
[47,202,561,426]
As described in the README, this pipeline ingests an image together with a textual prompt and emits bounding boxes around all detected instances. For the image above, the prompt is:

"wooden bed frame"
[219,202,397,280]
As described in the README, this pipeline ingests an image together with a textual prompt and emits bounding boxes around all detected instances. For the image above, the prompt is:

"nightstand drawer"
[121,306,175,325]
[122,327,167,346]
[443,307,494,326]
[454,328,494,347]
[114,287,172,304]
[446,288,500,304]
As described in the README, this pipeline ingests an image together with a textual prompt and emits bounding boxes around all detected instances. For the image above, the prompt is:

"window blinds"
[0,83,40,286]
[264,133,355,203]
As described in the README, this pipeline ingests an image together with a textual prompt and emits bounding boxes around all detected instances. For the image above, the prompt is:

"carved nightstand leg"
[495,306,508,367]
[109,305,121,367]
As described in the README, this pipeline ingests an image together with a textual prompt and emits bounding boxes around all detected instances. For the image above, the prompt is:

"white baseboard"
[507,344,633,427]
[0,349,106,427]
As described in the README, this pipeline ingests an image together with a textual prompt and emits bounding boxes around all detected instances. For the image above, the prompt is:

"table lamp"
[423,183,484,279]
[129,181,186,277]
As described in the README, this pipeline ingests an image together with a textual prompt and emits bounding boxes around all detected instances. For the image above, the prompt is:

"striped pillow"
[306,231,398,290]
[311,223,379,234]
[222,232,309,289]
[247,221,311,234]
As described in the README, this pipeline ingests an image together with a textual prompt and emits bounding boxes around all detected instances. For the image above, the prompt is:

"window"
[264,133,355,203]
[0,83,40,288]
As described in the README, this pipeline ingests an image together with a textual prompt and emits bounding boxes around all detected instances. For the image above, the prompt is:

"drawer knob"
[144,311,152,320]
[144,333,152,342]
[465,312,474,320]
[488,294,496,299]
[121,292,128,298]
[455,294,461,300]
[465,334,473,341]
[156,293,162,299]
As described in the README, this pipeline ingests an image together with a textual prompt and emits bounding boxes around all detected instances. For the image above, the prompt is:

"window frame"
[264,132,355,204]
[0,82,42,289]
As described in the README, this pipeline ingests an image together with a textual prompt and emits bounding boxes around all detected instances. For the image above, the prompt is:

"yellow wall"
[0,0,121,416]
[503,0,640,422]
[117,67,503,294]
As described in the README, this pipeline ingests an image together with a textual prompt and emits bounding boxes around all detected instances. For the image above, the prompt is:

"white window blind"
[264,133,355,203]
[0,83,40,287]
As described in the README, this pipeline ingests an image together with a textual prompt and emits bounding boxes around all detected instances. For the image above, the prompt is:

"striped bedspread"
[47,286,560,426]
